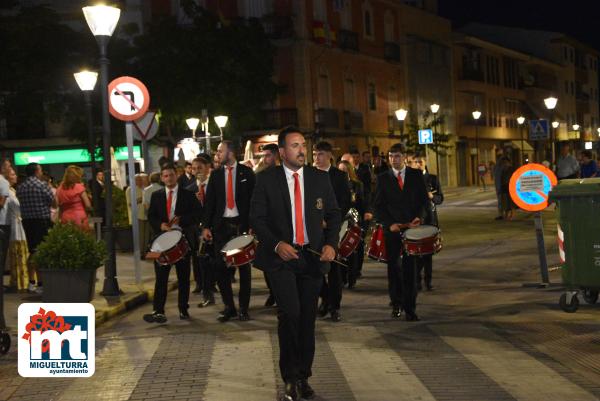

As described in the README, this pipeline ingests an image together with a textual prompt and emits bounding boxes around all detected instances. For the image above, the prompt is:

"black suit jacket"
[250,165,342,274]
[423,172,443,227]
[88,179,105,217]
[177,174,194,189]
[147,186,200,248]
[374,167,429,230]
[202,163,255,233]
[328,166,351,218]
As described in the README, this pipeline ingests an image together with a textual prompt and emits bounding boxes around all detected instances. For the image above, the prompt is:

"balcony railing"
[459,69,484,82]
[338,29,359,52]
[315,108,339,129]
[343,111,363,131]
[384,42,401,62]
[259,108,298,129]
[261,15,294,40]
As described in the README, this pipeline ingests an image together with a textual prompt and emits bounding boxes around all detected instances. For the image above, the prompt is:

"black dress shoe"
[265,294,276,307]
[297,379,315,400]
[179,310,190,320]
[198,298,215,308]
[318,302,329,317]
[143,312,167,324]
[282,381,299,401]
[217,308,237,323]
[391,307,402,319]
[405,312,420,321]
[330,310,341,322]
[239,310,250,321]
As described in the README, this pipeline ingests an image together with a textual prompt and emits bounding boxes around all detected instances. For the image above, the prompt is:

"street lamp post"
[395,108,408,141]
[572,124,580,148]
[74,71,99,177]
[186,118,200,140]
[214,115,229,143]
[430,103,440,175]
[83,4,121,296]
[517,116,526,165]
[544,96,558,165]
[472,110,482,187]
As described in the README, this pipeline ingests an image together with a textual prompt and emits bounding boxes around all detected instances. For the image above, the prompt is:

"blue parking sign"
[418,129,433,145]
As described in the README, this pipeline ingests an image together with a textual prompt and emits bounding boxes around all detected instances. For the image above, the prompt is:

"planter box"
[39,268,97,303]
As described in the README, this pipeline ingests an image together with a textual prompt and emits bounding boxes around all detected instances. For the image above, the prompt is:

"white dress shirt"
[165,185,179,228]
[283,164,309,245]
[391,166,406,185]
[223,162,240,217]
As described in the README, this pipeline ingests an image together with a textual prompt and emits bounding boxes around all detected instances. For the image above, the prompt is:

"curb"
[94,281,179,327]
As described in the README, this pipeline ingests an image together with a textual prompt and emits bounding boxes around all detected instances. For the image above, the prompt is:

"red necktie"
[293,173,305,245]
[397,172,404,190]
[199,183,206,205]
[166,190,173,219]
[226,166,235,209]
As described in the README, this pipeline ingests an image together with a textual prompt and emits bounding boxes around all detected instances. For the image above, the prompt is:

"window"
[503,57,518,89]
[563,46,568,61]
[339,0,352,30]
[384,10,394,42]
[313,0,327,21]
[343,77,356,111]
[570,48,575,63]
[485,56,500,85]
[362,2,374,39]
[317,66,331,108]
[367,82,377,111]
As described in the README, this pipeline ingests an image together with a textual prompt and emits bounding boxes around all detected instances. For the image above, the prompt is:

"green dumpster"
[549,177,600,313]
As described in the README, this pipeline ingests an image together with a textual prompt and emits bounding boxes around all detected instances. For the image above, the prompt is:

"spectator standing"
[556,143,580,179]
[56,166,91,230]
[126,173,149,256]
[5,167,29,291]
[0,162,11,280]
[17,162,55,293]
[143,172,163,238]
[580,150,598,178]
[89,170,105,221]
[493,151,504,220]
[498,157,515,221]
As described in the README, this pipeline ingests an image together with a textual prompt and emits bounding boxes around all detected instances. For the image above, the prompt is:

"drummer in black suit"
[186,154,216,307]
[202,140,256,322]
[374,143,429,321]
[144,163,200,323]
[313,141,351,322]
[413,153,444,291]
[250,127,341,401]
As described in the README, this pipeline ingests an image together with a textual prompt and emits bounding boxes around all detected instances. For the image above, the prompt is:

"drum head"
[222,235,255,255]
[404,225,438,240]
[150,230,183,252]
[339,220,349,239]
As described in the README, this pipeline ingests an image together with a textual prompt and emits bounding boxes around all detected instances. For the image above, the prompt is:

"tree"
[133,7,278,147]
[400,110,451,157]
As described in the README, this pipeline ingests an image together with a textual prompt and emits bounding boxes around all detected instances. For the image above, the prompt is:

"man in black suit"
[202,140,256,322]
[88,170,105,221]
[144,163,200,323]
[250,127,341,401]
[177,161,194,188]
[186,154,216,307]
[313,141,350,322]
[374,143,429,321]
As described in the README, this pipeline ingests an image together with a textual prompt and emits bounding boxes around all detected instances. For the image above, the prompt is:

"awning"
[511,140,534,151]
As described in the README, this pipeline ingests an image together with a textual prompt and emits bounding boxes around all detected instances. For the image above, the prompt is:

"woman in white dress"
[5,167,30,292]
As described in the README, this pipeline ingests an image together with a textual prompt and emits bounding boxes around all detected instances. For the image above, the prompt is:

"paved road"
[2,197,600,401]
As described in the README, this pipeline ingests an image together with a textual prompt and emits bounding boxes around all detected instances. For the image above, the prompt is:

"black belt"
[292,244,311,251]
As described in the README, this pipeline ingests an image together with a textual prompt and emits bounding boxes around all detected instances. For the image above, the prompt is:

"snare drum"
[221,235,257,267]
[403,225,442,256]
[149,229,190,266]
[338,220,363,260]
[367,224,387,262]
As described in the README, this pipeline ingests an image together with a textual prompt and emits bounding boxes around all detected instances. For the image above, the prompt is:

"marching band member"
[144,163,200,323]
[374,144,428,321]
[250,127,341,401]
[202,141,256,322]
[313,141,350,322]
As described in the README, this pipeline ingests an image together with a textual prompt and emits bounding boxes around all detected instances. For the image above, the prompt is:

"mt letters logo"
[18,303,95,377]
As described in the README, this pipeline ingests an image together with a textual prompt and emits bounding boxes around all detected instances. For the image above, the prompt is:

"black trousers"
[320,263,342,311]
[416,254,433,287]
[346,239,364,287]
[213,218,251,312]
[192,252,215,300]
[385,231,418,313]
[0,225,10,274]
[153,256,191,314]
[267,251,323,383]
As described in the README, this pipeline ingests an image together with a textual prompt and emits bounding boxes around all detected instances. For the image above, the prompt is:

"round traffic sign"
[132,111,159,141]
[108,76,150,121]
[509,163,557,212]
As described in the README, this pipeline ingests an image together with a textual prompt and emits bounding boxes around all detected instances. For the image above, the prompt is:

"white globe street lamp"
[517,116,525,125]
[74,70,99,176]
[214,115,229,142]
[395,108,408,121]
[543,97,558,110]
[430,103,440,114]
[186,117,200,139]
[552,121,560,129]
[472,110,482,120]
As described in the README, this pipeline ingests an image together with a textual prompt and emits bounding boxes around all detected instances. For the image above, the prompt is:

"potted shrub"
[111,185,133,251]
[34,223,107,303]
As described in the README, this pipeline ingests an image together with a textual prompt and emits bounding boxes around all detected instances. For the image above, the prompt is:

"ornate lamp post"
[517,116,526,164]
[544,96,558,164]
[394,108,407,141]
[82,4,121,296]
[74,70,99,176]
[214,115,229,143]
[430,103,440,174]
[472,110,482,187]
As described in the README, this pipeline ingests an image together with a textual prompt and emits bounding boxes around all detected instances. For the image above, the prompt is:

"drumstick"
[306,248,349,268]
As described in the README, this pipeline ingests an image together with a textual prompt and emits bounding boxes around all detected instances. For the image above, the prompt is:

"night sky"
[438,0,600,51]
